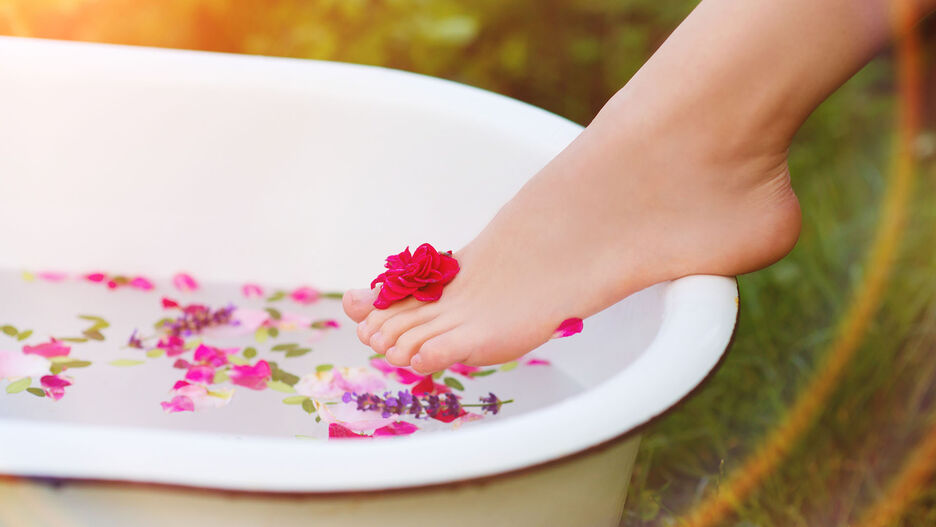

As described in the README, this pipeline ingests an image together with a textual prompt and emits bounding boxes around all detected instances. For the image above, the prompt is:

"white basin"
[0,37,738,526]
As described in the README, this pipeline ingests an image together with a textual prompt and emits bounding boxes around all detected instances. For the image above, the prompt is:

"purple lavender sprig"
[163,304,237,336]
[342,390,512,419]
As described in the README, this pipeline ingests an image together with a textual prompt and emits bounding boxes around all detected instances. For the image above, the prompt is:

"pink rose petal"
[374,421,419,437]
[185,365,215,384]
[85,272,106,283]
[552,318,584,339]
[22,339,70,358]
[328,423,372,440]
[369,358,424,384]
[40,374,71,400]
[0,350,49,380]
[130,276,154,291]
[449,363,480,376]
[229,360,271,390]
[526,358,552,366]
[172,273,199,292]
[242,283,264,298]
[37,271,68,282]
[161,395,195,413]
[290,286,320,304]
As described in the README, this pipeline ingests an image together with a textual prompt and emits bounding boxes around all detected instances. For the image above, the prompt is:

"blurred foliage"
[2,1,936,526]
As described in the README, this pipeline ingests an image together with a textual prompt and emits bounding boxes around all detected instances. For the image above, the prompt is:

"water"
[0,269,582,439]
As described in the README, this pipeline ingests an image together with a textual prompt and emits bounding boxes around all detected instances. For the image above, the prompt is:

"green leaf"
[443,377,465,391]
[16,329,33,341]
[50,364,64,375]
[368,354,382,360]
[79,315,108,324]
[227,355,248,366]
[1,325,17,337]
[432,371,444,380]
[213,370,230,384]
[243,347,257,359]
[315,416,322,423]
[268,327,280,338]
[146,348,165,358]
[285,348,312,358]
[302,398,316,414]
[267,380,296,393]
[315,364,334,373]
[58,337,88,343]
[272,343,299,351]
[109,359,144,367]
[280,371,300,386]
[154,317,174,330]
[184,339,202,351]
[266,291,286,302]
[6,377,30,394]
[254,327,269,343]
[282,395,308,405]
[82,328,105,341]
[26,387,45,397]
[499,361,519,372]
[55,359,91,370]
[49,356,73,364]
[321,291,345,300]
[470,369,497,377]
[264,307,282,320]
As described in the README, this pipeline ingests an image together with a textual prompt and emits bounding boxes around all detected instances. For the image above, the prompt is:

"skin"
[343,0,936,373]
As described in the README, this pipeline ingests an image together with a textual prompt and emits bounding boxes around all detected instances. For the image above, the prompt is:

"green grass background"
[2,1,935,524]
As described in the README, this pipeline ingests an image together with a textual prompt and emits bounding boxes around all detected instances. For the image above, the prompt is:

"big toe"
[342,288,378,322]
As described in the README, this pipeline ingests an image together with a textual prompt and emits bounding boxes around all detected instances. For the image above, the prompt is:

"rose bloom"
[371,243,459,309]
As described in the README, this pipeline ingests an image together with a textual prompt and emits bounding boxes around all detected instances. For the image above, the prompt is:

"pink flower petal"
[172,380,191,390]
[172,273,199,293]
[321,402,393,432]
[526,358,552,366]
[552,318,584,339]
[130,276,154,291]
[328,423,372,439]
[290,286,320,304]
[40,374,72,400]
[411,375,451,396]
[162,297,180,309]
[22,339,70,358]
[0,350,49,380]
[193,344,229,368]
[37,271,68,282]
[242,283,264,298]
[185,365,215,384]
[85,272,106,283]
[161,395,195,413]
[374,421,419,437]
[368,358,424,384]
[229,360,271,390]
[449,363,480,376]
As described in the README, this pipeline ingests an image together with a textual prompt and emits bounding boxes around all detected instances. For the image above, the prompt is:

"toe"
[387,318,454,367]
[368,307,440,355]
[410,328,473,374]
[357,296,422,346]
[342,288,378,322]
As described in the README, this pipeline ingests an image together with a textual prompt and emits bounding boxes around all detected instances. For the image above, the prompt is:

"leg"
[345,0,936,373]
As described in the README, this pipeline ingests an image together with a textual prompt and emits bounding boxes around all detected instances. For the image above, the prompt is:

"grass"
[622,58,936,525]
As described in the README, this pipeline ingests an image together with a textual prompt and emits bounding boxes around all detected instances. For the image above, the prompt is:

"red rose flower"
[371,243,459,309]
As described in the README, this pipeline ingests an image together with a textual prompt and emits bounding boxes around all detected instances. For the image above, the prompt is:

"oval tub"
[0,37,738,526]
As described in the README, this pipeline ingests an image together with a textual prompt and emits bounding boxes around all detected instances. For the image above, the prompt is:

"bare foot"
[343,83,801,373]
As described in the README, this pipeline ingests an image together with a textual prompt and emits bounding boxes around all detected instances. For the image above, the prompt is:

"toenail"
[411,354,423,369]
[370,331,383,345]
[358,320,368,331]
[386,346,397,360]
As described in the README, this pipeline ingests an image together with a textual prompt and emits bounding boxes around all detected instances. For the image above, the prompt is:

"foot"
[343,90,801,374]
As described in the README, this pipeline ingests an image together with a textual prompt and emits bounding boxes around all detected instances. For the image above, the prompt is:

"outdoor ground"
[2,1,935,525]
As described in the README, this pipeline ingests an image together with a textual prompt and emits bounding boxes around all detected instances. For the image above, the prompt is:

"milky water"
[0,270,582,439]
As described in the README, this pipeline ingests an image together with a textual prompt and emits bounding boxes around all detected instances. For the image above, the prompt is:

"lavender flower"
[126,329,144,349]
[163,304,236,336]
[343,390,510,420]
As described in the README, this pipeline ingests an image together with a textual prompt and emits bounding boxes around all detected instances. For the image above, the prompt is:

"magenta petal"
[185,365,215,384]
[130,276,154,290]
[37,271,68,282]
[552,318,584,339]
[526,358,552,366]
[23,340,70,358]
[374,421,419,437]
[449,363,480,376]
[241,283,264,298]
[172,273,199,292]
[161,395,195,413]
[328,422,372,440]
[412,282,443,302]
[229,360,271,390]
